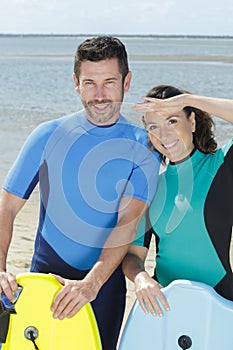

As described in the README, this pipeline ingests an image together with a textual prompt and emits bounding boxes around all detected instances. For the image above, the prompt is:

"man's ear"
[73,73,80,94]
[123,71,132,93]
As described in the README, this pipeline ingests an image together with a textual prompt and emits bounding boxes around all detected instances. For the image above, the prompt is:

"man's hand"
[51,274,99,320]
[0,271,18,302]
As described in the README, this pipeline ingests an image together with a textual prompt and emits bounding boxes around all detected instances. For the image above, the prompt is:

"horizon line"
[0,33,233,39]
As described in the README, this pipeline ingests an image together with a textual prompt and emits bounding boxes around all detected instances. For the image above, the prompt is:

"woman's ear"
[190,111,196,132]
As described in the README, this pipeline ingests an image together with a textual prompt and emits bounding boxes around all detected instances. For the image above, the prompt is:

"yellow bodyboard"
[2,273,102,349]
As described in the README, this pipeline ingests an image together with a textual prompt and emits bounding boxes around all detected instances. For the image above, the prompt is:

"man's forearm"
[84,243,131,294]
[84,197,148,294]
[87,216,137,291]
[0,190,26,271]
[0,208,14,271]
[0,215,14,271]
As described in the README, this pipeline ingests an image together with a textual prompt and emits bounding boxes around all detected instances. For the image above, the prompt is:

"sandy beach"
[129,54,233,63]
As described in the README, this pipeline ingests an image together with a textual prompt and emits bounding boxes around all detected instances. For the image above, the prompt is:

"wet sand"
[129,54,233,63]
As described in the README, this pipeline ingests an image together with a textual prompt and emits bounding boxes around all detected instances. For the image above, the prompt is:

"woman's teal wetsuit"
[135,140,233,300]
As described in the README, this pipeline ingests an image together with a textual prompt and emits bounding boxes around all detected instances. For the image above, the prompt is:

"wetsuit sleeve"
[123,147,160,205]
[132,209,154,249]
[223,139,233,226]
[222,139,233,158]
[3,122,53,199]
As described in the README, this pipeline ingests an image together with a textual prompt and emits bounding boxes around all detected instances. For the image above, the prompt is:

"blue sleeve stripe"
[3,170,39,200]
[23,171,40,199]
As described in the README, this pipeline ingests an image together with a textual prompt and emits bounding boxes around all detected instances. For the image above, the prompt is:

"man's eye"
[148,125,158,131]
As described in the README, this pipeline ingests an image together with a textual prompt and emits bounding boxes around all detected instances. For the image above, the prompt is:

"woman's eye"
[168,119,177,125]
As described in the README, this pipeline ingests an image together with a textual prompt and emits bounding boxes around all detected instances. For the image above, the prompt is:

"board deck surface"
[118,280,233,349]
[1,273,102,349]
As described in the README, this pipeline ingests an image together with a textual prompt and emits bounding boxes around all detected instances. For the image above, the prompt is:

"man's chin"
[88,114,116,125]
[85,107,121,125]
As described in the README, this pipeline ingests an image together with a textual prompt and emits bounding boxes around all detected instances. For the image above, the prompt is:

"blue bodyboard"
[119,280,233,349]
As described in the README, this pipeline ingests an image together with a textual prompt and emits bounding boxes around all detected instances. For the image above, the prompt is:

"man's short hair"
[74,36,129,81]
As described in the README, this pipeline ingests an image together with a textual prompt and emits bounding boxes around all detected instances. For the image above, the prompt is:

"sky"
[0,0,233,36]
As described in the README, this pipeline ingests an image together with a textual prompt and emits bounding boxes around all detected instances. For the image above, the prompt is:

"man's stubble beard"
[82,98,123,125]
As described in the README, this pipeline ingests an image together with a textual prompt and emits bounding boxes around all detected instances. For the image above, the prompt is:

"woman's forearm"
[183,94,233,124]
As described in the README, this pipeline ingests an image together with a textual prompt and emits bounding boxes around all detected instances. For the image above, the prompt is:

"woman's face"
[144,110,196,162]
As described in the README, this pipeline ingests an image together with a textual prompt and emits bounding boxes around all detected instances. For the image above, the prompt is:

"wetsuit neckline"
[169,147,197,165]
[79,113,124,136]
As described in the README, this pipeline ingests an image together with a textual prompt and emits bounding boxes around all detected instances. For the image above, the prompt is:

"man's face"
[74,58,131,125]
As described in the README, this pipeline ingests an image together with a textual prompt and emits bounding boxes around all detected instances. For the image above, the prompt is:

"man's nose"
[94,85,106,100]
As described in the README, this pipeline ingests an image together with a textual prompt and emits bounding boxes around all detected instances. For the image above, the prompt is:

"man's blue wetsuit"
[134,140,233,301]
[3,111,160,349]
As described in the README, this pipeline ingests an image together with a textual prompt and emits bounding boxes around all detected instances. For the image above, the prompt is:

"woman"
[123,85,233,317]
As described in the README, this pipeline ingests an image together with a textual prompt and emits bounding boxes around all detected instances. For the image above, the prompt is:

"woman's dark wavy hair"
[143,85,217,162]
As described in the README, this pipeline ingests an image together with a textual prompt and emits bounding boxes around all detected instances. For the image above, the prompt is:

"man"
[0,36,159,349]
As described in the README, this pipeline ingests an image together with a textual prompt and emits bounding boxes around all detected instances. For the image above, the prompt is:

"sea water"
[0,35,233,182]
